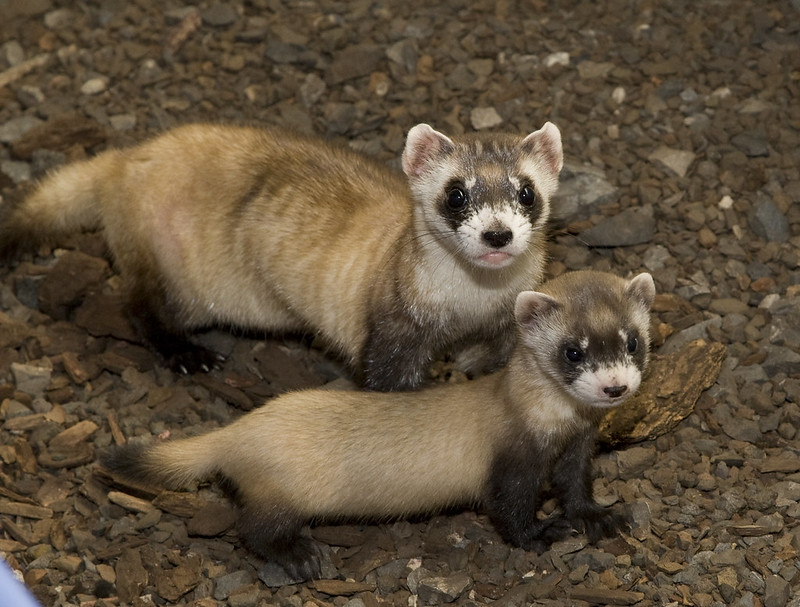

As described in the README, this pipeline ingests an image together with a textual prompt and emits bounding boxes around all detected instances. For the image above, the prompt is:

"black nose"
[603,385,628,398]
[483,230,513,248]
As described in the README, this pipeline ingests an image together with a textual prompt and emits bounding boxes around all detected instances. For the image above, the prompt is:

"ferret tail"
[100,433,219,491]
[0,149,121,260]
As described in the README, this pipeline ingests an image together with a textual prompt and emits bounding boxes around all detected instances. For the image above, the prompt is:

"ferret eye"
[564,347,584,363]
[446,186,468,211]
[518,185,536,207]
[627,336,638,353]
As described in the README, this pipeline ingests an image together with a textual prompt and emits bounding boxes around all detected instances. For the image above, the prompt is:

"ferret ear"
[520,122,563,176]
[514,291,560,329]
[627,272,656,310]
[402,124,455,178]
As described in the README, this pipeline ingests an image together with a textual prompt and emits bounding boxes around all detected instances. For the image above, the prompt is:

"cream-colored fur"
[113,271,655,522]
[3,122,563,387]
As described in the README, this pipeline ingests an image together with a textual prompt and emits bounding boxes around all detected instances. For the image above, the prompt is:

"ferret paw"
[166,347,225,374]
[275,538,322,581]
[520,516,574,553]
[255,537,322,582]
[571,507,630,543]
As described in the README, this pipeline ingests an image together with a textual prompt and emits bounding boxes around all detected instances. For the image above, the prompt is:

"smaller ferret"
[101,270,655,580]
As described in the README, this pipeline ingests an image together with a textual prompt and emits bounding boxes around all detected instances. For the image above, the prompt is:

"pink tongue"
[481,251,511,265]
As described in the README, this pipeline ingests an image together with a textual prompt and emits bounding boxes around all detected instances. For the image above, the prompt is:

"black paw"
[572,507,630,543]
[166,346,225,374]
[520,516,574,553]
[268,538,322,582]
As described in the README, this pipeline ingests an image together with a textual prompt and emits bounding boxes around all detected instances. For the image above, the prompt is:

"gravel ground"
[1,1,799,606]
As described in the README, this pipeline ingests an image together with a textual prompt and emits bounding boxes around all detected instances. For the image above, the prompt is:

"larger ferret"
[101,270,656,580]
[0,121,563,390]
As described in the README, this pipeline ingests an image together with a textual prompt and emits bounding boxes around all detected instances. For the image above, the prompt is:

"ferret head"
[515,271,656,409]
[402,122,563,270]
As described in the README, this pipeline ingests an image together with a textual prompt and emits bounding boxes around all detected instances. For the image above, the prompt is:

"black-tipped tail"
[99,442,152,485]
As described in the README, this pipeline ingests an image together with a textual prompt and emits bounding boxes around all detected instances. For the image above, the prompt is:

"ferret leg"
[451,325,516,378]
[237,504,320,581]
[361,312,435,391]
[550,429,629,542]
[484,443,573,553]
[126,282,222,374]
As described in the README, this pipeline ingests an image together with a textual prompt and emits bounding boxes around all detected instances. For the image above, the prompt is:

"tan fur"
[118,270,654,521]
[3,123,562,385]
[144,375,507,518]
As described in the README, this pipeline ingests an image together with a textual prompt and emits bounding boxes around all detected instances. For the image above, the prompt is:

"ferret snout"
[483,229,513,248]
[603,384,628,399]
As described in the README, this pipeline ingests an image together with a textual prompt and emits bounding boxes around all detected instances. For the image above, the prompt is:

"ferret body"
[0,122,563,390]
[101,270,656,579]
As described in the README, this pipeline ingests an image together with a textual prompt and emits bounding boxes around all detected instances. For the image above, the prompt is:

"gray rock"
[648,146,696,177]
[202,2,238,26]
[417,572,472,604]
[0,159,31,183]
[386,39,418,73]
[0,115,44,143]
[551,162,618,223]
[762,346,800,376]
[300,73,327,107]
[721,416,762,443]
[11,359,53,396]
[470,107,503,130]
[616,446,657,480]
[581,206,656,247]
[257,562,303,588]
[749,194,789,242]
[731,130,769,157]
[642,244,672,271]
[660,317,723,354]
[764,575,791,607]
[327,44,382,85]
[213,570,254,600]
[570,548,616,571]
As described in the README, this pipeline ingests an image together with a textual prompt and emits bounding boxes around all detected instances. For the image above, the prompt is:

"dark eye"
[518,185,536,207]
[564,347,583,363]
[627,336,638,353]
[446,186,468,211]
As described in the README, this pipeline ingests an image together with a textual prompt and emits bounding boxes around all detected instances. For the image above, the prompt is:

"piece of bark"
[599,340,727,446]
[152,491,206,517]
[192,373,256,411]
[108,490,156,514]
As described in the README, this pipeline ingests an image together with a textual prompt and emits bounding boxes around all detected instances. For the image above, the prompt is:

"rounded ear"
[520,121,563,175]
[627,272,656,310]
[402,124,455,178]
[514,290,560,329]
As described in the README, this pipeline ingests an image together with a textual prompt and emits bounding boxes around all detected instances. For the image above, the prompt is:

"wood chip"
[152,491,206,517]
[760,455,800,474]
[61,351,92,384]
[192,374,255,410]
[0,53,50,89]
[107,491,156,514]
[49,420,99,450]
[599,340,727,446]
[2,413,49,432]
[0,538,26,552]
[107,412,127,446]
[0,500,54,520]
[311,579,378,595]
[570,587,646,605]
[38,443,95,469]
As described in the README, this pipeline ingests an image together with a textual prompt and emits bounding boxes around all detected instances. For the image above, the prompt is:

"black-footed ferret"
[100,270,656,580]
[0,121,563,390]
